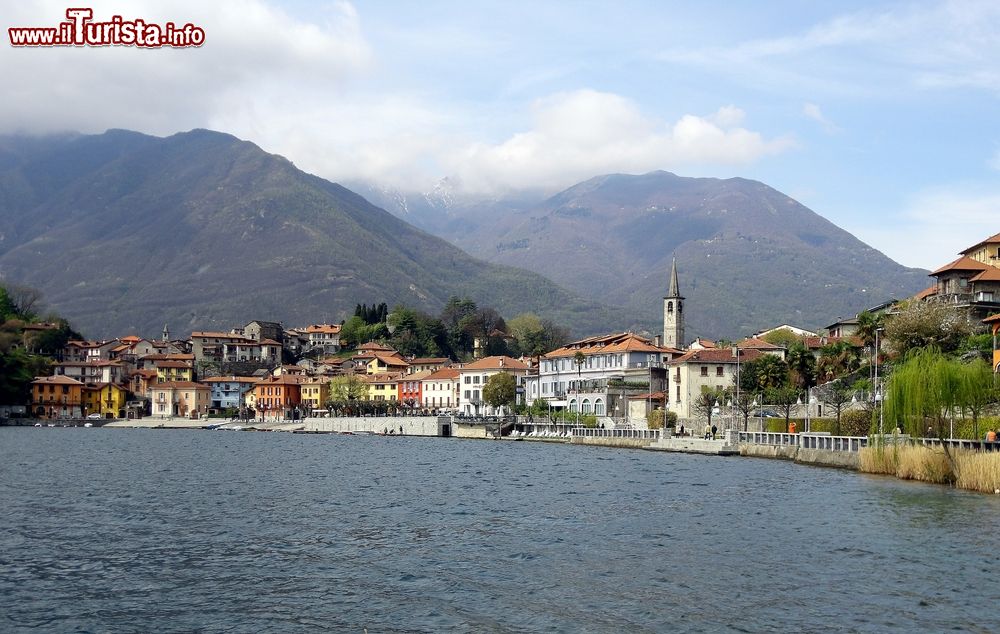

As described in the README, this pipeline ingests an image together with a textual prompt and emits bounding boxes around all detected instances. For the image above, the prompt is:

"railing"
[915,437,1000,452]
[572,427,660,440]
[737,431,868,452]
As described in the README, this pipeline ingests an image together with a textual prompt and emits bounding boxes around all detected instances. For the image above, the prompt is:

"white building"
[529,332,678,423]
[457,356,529,416]
[421,367,461,411]
[667,347,765,421]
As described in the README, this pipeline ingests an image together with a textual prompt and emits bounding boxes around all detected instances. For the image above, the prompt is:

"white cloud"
[0,0,371,135]
[444,90,794,194]
[802,102,839,133]
[660,1,1000,96]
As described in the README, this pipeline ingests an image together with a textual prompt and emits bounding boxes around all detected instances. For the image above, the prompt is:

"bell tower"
[663,257,684,349]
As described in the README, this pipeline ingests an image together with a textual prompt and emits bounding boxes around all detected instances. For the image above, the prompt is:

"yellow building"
[82,383,128,418]
[364,373,402,402]
[31,375,85,419]
[300,378,330,413]
[366,353,409,375]
[155,360,194,382]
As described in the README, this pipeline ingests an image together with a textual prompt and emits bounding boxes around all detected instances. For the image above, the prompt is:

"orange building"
[31,375,85,419]
[253,375,306,419]
[986,313,1000,372]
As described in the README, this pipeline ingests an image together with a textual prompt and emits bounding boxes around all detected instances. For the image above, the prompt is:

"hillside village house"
[398,370,431,407]
[407,357,451,374]
[925,232,1000,322]
[421,367,461,411]
[303,324,342,353]
[238,320,284,344]
[201,376,259,411]
[526,333,678,422]
[54,360,126,385]
[81,383,128,418]
[363,373,402,402]
[31,375,85,418]
[458,356,530,416]
[668,347,766,421]
[300,377,330,414]
[150,381,210,418]
[253,375,305,419]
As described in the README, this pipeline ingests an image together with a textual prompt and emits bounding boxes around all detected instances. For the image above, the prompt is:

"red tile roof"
[970,268,1000,282]
[984,313,1000,324]
[930,255,990,276]
[671,348,765,365]
[305,324,342,334]
[960,232,1000,256]
[423,367,460,381]
[461,356,530,371]
[151,381,208,389]
[544,332,677,358]
[32,375,85,385]
[913,285,939,300]
[736,337,782,350]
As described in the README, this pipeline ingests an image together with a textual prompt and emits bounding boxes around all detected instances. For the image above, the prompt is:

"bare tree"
[4,284,43,319]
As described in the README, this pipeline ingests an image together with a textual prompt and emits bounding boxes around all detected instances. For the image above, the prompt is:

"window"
[464,390,470,399]
[676,385,681,402]
[464,376,471,384]
[473,375,480,384]
[716,367,724,377]
[700,366,708,377]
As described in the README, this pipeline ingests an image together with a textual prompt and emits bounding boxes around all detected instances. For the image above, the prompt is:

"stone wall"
[303,416,446,436]
[739,443,860,469]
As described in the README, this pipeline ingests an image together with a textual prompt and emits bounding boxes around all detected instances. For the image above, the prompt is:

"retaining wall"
[739,443,859,469]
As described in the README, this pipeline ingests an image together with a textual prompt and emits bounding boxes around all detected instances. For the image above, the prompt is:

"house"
[421,367,461,411]
[61,340,117,363]
[926,232,1000,322]
[366,352,410,375]
[221,338,281,365]
[457,356,531,416]
[31,375,85,418]
[734,337,787,360]
[688,338,716,350]
[129,369,158,400]
[137,353,195,372]
[240,320,284,344]
[398,370,432,408]
[407,357,450,374]
[363,373,403,402]
[81,383,128,418]
[303,324,342,354]
[802,335,864,360]
[667,347,766,422]
[190,331,255,365]
[529,333,678,421]
[155,360,194,383]
[200,376,259,411]
[824,317,860,339]
[150,381,210,418]
[54,360,126,385]
[752,324,818,338]
[253,375,306,419]
[299,377,330,414]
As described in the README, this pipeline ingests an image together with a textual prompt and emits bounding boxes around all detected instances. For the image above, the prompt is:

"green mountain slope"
[0,130,622,339]
[366,171,931,339]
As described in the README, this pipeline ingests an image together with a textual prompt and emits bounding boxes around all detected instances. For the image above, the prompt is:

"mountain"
[0,129,624,339]
[364,171,931,339]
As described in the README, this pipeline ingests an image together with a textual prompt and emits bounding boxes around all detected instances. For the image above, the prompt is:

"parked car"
[86,413,103,420]
[750,409,782,418]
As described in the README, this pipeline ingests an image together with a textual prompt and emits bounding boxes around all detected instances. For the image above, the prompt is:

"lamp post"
[874,327,884,435]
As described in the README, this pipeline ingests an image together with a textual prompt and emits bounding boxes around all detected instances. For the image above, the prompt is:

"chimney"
[732,346,739,359]
[653,335,662,347]
[499,358,504,367]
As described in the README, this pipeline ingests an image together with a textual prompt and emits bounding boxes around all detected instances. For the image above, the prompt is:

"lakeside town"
[5,232,999,445]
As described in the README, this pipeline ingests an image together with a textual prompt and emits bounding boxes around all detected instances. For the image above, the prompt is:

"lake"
[2,428,999,632]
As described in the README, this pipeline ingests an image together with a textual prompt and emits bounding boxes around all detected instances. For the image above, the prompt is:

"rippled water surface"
[3,428,1000,633]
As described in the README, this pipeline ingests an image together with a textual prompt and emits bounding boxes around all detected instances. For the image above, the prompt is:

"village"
[11,233,1000,439]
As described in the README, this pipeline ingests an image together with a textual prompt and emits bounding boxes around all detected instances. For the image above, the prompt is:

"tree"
[694,385,725,428]
[765,385,800,431]
[817,340,861,382]
[855,310,884,350]
[761,328,803,349]
[786,342,817,390]
[329,374,367,402]
[483,372,516,413]
[753,355,789,391]
[883,299,974,356]
[2,284,43,321]
[956,358,998,440]
[814,379,855,435]
[507,313,568,358]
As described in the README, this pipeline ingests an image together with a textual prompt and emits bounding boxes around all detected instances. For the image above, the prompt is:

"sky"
[3,0,999,270]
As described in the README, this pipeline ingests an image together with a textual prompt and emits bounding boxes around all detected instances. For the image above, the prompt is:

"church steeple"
[663,257,685,349]
[162,323,170,342]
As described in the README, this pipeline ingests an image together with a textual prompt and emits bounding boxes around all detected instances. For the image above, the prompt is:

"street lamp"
[874,327,884,435]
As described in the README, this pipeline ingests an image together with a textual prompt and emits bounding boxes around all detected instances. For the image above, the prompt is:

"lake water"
[2,428,1000,633]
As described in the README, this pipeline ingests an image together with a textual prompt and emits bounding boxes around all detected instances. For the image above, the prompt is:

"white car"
[86,413,103,420]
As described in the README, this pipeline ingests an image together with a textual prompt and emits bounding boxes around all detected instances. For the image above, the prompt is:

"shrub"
[841,410,874,437]
[647,409,664,429]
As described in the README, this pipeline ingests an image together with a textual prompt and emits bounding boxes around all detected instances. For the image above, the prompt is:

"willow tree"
[957,359,998,439]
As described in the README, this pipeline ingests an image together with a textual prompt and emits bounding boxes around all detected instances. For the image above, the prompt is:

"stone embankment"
[739,443,860,469]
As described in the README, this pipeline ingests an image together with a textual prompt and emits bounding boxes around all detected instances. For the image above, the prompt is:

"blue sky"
[4,0,999,270]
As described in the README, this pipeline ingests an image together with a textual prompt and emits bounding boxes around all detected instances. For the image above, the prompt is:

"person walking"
[711,424,718,440]
[704,423,711,440]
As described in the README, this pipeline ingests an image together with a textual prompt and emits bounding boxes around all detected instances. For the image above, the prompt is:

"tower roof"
[667,257,683,299]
